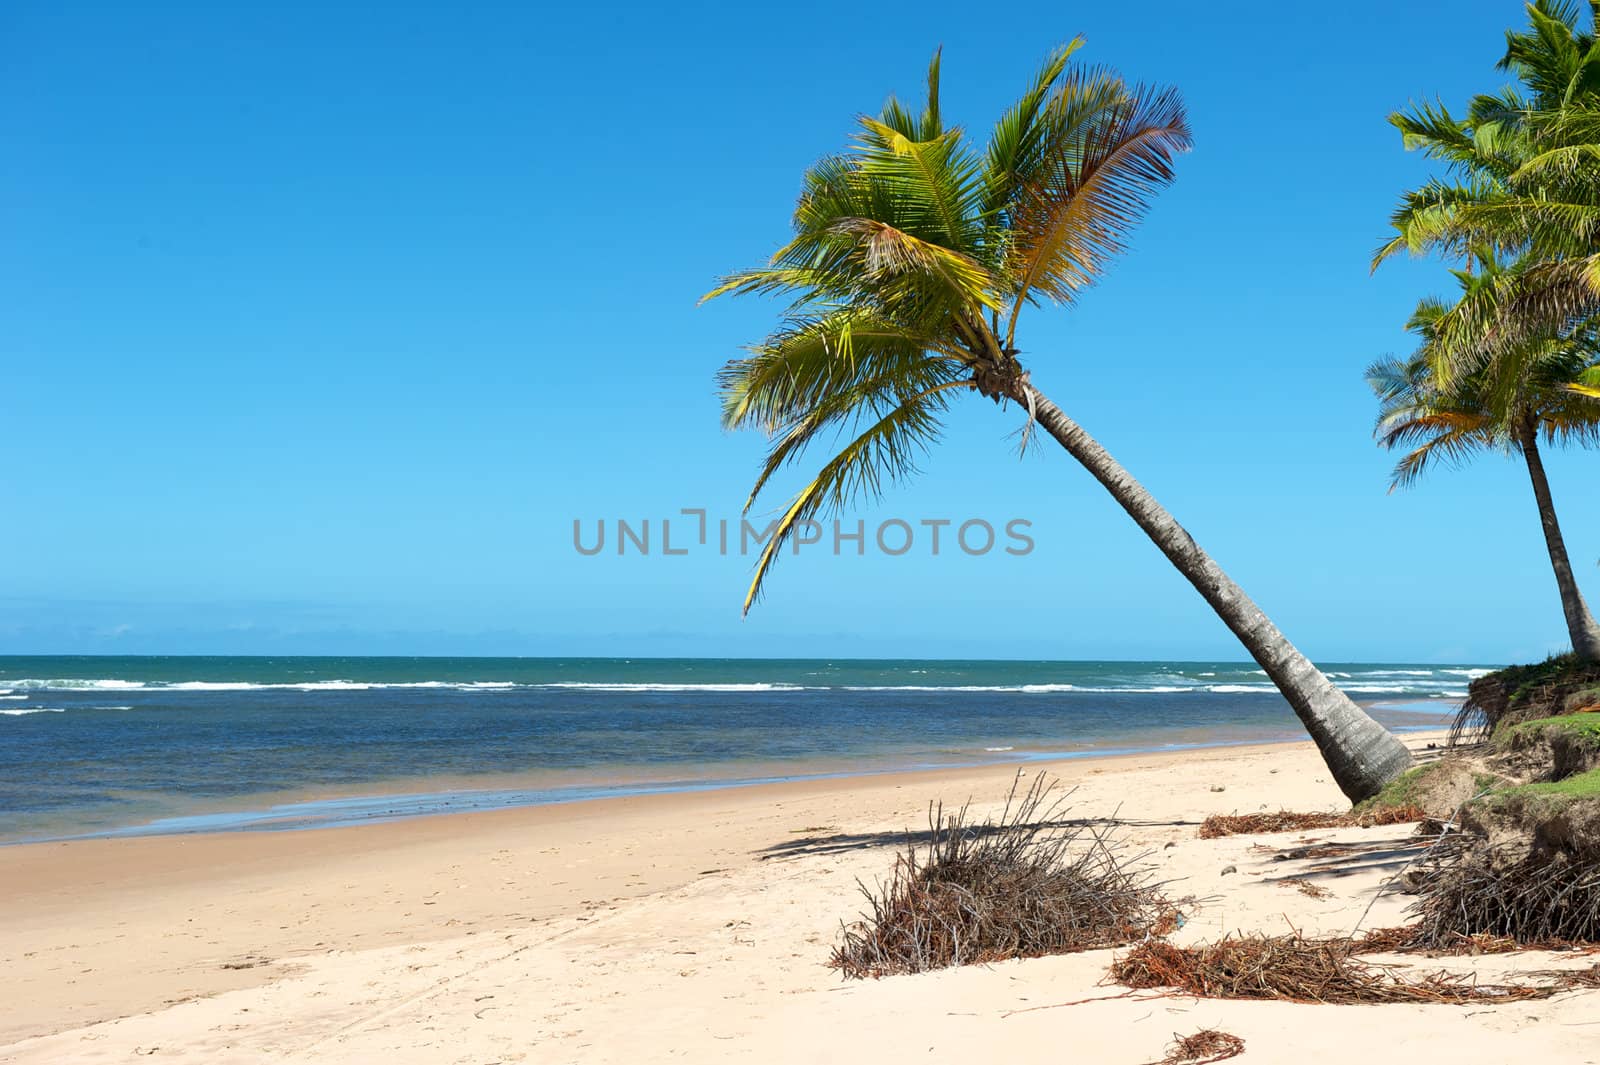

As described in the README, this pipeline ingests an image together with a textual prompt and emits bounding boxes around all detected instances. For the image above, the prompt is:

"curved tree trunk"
[1517,423,1600,661]
[1021,384,1412,801]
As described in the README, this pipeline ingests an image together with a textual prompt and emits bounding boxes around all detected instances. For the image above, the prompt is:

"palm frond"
[738,380,968,614]
[876,47,946,142]
[1427,255,1600,376]
[852,119,988,256]
[1569,363,1600,396]
[1369,251,1600,492]
[705,142,1000,332]
[981,39,1084,222]
[1391,99,1481,169]
[1367,350,1502,489]
[717,310,957,433]
[1001,76,1190,344]
[1372,176,1517,268]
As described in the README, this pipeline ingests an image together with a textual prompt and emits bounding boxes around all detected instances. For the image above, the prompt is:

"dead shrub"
[1412,834,1600,945]
[1110,932,1554,1004]
[1197,805,1425,839]
[830,773,1170,978]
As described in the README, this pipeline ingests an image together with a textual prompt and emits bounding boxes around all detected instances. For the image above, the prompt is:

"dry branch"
[1110,932,1562,1004]
[1198,806,1426,840]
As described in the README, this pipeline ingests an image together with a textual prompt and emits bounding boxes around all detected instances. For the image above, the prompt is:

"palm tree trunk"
[1021,384,1412,801]
[1517,422,1600,661]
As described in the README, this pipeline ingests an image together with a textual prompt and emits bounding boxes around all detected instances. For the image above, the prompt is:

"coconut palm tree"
[705,44,1411,801]
[1376,0,1600,374]
[1369,256,1600,659]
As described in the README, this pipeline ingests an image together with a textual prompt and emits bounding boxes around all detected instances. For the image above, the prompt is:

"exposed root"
[1412,834,1600,946]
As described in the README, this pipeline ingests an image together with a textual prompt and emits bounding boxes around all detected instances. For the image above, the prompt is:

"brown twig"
[1143,1029,1246,1065]
[1111,932,1566,1004]
[1001,988,1144,1016]
[1198,806,1425,840]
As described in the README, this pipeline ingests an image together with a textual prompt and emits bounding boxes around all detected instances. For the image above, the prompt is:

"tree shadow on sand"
[758,814,1201,863]
[1254,830,1430,885]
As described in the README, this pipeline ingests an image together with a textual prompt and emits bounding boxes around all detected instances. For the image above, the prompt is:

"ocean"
[0,656,1482,843]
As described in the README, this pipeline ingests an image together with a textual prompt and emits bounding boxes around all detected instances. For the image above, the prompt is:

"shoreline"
[0,732,1457,1050]
[8,726,1595,1063]
[6,700,1454,845]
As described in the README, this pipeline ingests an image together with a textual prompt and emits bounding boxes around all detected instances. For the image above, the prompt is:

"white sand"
[3,732,1596,1064]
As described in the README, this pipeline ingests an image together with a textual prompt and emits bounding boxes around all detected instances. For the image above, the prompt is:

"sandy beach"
[11,0,1600,1060]
[2,731,1595,1064]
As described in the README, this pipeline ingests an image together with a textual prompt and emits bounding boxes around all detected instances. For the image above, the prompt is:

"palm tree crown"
[706,42,1189,611]
[1368,255,1600,490]
[1377,1,1600,374]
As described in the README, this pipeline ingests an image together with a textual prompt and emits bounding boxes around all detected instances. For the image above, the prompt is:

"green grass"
[1355,763,1435,813]
[1497,654,1590,705]
[1461,714,1600,818]
[1492,766,1600,803]
[1356,762,1511,814]
[1494,712,1600,753]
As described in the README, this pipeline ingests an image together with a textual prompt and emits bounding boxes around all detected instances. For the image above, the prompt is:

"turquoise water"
[0,656,1478,842]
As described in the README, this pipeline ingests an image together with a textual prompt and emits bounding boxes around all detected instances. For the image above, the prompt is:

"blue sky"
[3,0,1596,663]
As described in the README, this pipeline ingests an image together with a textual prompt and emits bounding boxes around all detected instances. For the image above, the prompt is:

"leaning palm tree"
[705,44,1411,801]
[1369,258,1600,659]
